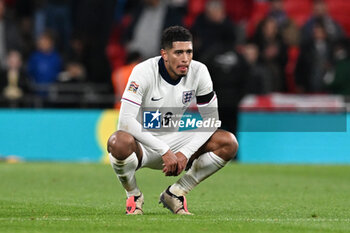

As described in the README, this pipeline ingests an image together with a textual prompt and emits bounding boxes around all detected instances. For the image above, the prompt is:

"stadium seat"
[106,15,132,70]
[106,42,126,71]
[246,1,269,38]
[325,0,350,36]
[283,0,313,27]
[224,0,254,23]
[184,0,206,27]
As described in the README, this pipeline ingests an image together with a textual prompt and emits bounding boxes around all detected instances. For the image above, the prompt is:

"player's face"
[161,41,193,80]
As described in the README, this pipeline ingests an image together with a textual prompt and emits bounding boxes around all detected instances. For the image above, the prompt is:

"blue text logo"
[143,110,162,129]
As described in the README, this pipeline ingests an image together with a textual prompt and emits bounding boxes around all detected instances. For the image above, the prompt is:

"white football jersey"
[122,56,212,108]
[120,56,214,150]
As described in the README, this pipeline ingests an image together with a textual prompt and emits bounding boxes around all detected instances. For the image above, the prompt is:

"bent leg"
[188,129,238,165]
[107,130,143,197]
[170,129,238,196]
[107,130,143,161]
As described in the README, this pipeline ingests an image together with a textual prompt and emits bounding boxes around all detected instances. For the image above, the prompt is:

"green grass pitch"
[1,162,349,233]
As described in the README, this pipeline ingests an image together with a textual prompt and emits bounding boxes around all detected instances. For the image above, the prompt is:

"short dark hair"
[161,26,193,49]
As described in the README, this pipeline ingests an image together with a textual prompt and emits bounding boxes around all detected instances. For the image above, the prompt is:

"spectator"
[295,20,333,93]
[111,51,141,109]
[204,42,248,137]
[47,34,87,109]
[60,33,87,83]
[48,61,86,108]
[27,31,62,95]
[220,0,254,46]
[326,39,350,95]
[0,0,22,68]
[58,62,85,84]
[73,0,116,83]
[242,42,273,94]
[253,17,288,92]
[191,0,236,61]
[267,0,289,29]
[301,0,344,43]
[123,0,185,59]
[65,33,85,63]
[281,19,301,93]
[14,0,36,60]
[33,0,72,53]
[0,50,29,104]
[281,20,300,47]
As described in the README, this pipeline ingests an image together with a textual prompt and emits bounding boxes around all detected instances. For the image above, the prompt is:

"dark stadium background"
[1,0,350,163]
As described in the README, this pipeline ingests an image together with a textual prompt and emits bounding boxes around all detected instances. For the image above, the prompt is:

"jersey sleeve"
[121,64,149,106]
[118,100,170,156]
[196,64,213,97]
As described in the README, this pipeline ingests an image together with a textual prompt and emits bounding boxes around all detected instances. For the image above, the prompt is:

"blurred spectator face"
[313,24,327,41]
[67,63,85,79]
[205,0,225,23]
[37,34,54,53]
[6,51,22,70]
[313,0,327,17]
[282,22,300,46]
[243,44,259,65]
[0,0,5,19]
[270,0,283,12]
[71,38,84,55]
[334,45,347,61]
[263,18,278,39]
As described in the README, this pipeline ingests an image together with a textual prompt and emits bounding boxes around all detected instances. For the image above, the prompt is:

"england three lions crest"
[182,90,195,104]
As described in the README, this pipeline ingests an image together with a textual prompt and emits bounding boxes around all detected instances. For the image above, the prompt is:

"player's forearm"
[118,102,170,156]
[179,95,219,159]
[179,131,215,159]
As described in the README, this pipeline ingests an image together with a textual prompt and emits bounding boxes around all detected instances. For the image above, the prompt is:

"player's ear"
[160,49,168,62]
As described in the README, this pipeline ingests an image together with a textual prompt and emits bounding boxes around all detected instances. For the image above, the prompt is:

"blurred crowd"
[1,0,350,109]
[0,0,116,108]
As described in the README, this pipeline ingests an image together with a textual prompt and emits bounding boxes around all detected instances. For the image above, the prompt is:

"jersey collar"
[158,57,183,85]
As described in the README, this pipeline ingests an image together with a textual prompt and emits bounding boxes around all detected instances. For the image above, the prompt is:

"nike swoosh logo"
[151,97,163,101]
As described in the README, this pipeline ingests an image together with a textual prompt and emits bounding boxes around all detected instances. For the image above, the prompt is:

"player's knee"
[107,130,135,160]
[218,131,238,161]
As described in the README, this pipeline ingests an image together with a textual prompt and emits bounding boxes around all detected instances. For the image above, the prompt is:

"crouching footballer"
[107,26,238,215]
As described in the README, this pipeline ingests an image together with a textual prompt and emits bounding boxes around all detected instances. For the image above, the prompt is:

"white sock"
[170,152,227,196]
[109,152,141,197]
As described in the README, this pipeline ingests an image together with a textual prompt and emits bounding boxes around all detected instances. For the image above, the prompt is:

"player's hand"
[175,152,188,175]
[162,150,178,176]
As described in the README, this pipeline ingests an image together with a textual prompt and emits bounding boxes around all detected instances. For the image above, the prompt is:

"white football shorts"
[139,132,196,169]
